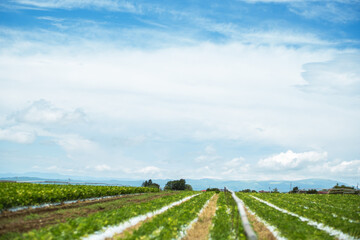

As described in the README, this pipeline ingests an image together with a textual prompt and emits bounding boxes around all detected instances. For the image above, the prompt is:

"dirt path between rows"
[182,193,218,240]
[1,193,146,218]
[109,194,202,240]
[0,192,175,236]
[244,208,276,240]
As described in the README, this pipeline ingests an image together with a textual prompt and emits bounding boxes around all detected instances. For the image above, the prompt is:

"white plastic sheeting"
[244,205,287,240]
[176,195,213,239]
[4,193,143,213]
[252,196,357,240]
[82,194,200,240]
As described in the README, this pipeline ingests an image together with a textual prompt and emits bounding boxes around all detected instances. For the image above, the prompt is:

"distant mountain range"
[0,172,351,192]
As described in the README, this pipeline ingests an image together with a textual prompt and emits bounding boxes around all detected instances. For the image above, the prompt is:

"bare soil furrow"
[182,193,219,240]
[0,192,175,236]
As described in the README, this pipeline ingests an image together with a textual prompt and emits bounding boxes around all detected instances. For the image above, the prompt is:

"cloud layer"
[0,0,359,185]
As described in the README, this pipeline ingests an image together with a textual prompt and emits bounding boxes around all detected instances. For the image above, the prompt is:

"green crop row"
[0,182,159,210]
[265,193,360,220]
[236,193,334,240]
[119,192,214,240]
[210,192,246,240]
[6,191,195,240]
[254,193,360,238]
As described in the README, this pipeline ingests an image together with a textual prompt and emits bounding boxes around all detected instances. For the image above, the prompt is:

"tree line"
[142,179,193,191]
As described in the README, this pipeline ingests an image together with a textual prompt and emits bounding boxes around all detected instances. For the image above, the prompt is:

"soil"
[109,194,202,240]
[0,192,175,236]
[182,194,219,240]
[108,216,147,240]
[244,208,276,240]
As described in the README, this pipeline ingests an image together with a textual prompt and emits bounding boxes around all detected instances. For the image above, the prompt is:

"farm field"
[0,182,159,211]
[236,192,360,240]
[0,182,359,239]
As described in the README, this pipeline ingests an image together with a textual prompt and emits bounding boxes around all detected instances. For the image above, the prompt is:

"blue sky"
[0,0,359,184]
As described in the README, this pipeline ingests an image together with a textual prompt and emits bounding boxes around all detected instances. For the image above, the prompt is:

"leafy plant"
[210,192,246,240]
[0,182,159,211]
[120,192,213,240]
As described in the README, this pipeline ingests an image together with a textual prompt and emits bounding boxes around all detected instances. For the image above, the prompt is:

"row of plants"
[236,193,334,240]
[0,182,159,210]
[4,191,195,240]
[276,193,360,215]
[118,192,214,240]
[274,193,359,211]
[254,193,360,238]
[210,191,246,240]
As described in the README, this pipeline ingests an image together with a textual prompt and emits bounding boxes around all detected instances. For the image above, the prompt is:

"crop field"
[0,182,359,240]
[236,192,360,240]
[0,182,159,211]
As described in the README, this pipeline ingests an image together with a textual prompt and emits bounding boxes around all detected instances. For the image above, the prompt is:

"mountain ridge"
[0,172,352,192]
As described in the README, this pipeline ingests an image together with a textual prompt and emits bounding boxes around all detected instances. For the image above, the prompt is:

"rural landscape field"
[0,182,359,239]
[1,0,360,239]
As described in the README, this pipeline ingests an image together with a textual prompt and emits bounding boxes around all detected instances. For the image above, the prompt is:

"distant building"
[318,190,329,194]
[329,185,356,194]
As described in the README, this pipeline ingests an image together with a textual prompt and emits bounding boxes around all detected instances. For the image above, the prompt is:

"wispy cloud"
[12,0,138,12]
[289,1,360,23]
[299,52,360,95]
[10,99,86,124]
[244,0,360,23]
[0,126,35,144]
[1,0,359,183]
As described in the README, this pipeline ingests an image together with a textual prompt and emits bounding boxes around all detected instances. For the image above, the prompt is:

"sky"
[0,0,359,185]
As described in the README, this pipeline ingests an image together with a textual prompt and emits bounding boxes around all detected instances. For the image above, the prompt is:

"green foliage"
[240,189,257,193]
[164,179,190,191]
[142,179,160,189]
[237,193,334,240]
[254,193,360,238]
[0,182,159,211]
[16,191,195,239]
[306,189,318,194]
[121,192,213,240]
[206,188,220,193]
[210,192,246,240]
[289,186,299,193]
[185,184,193,191]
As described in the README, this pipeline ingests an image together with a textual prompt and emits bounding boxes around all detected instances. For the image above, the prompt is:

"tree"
[273,188,279,193]
[241,189,251,193]
[290,186,299,193]
[306,189,318,194]
[142,179,160,189]
[164,179,190,191]
[206,188,220,193]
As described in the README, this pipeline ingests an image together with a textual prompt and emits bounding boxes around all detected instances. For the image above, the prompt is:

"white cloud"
[204,145,216,155]
[244,0,359,23]
[289,1,359,23]
[94,164,111,171]
[258,150,328,170]
[11,99,86,124]
[0,26,359,183]
[55,134,97,152]
[224,157,245,168]
[13,0,137,12]
[329,160,360,174]
[0,127,35,144]
[300,52,360,95]
[137,166,162,174]
[239,31,331,46]
[195,145,221,163]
